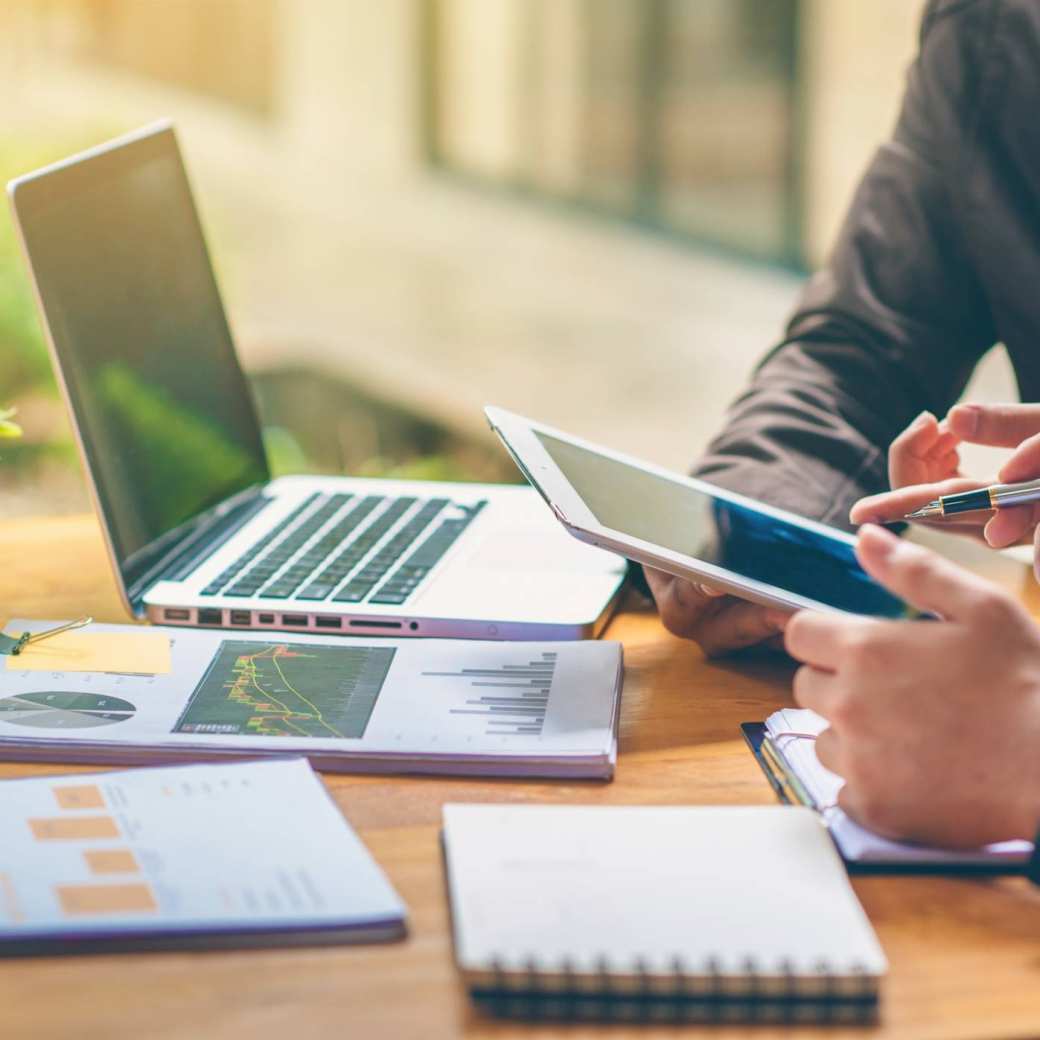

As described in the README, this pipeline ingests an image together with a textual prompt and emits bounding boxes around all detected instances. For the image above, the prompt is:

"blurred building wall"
[1,0,927,268]
[431,0,801,263]
[276,0,421,180]
[428,0,927,268]
[802,0,926,264]
[434,0,526,180]
[75,0,277,115]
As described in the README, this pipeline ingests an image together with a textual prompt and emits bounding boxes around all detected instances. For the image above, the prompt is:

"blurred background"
[0,0,1014,517]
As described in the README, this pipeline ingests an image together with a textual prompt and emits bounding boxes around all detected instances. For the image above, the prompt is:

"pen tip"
[905,504,939,520]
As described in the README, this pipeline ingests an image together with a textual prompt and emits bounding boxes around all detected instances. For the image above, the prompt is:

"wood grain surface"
[1,514,1039,1040]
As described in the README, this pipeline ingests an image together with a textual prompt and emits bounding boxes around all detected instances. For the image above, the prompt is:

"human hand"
[644,568,787,657]
[850,404,1040,549]
[783,524,1040,849]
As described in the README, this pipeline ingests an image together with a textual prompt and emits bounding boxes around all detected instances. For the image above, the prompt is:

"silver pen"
[906,477,1040,520]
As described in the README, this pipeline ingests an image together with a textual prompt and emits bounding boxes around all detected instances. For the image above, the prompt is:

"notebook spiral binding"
[470,954,879,1025]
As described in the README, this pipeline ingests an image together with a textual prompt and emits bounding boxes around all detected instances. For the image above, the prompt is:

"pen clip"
[0,616,93,656]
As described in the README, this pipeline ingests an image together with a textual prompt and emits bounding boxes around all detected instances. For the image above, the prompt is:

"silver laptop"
[8,122,626,640]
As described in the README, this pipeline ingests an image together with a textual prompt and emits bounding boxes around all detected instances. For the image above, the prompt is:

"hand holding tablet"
[641,568,788,656]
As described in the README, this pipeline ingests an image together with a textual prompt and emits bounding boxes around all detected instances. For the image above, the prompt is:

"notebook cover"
[442,802,885,1024]
[443,832,876,1026]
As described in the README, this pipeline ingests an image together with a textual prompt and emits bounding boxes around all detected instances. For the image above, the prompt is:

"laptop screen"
[11,125,269,594]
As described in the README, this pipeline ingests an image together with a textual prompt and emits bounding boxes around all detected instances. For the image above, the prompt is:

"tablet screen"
[535,432,911,618]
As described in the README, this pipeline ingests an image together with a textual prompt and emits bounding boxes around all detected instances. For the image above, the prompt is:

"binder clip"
[0,616,93,656]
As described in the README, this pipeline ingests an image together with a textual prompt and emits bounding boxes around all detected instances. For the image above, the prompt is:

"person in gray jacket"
[649,0,1040,852]
[649,0,1040,657]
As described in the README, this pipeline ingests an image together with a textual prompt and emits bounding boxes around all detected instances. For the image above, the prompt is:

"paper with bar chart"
[0,622,622,778]
[0,758,405,953]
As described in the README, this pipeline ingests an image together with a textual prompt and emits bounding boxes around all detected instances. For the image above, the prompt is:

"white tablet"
[486,407,915,618]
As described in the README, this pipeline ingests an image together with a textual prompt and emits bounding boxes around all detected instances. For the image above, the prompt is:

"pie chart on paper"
[0,691,136,729]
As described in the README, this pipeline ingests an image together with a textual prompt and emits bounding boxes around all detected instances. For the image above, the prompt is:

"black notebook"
[744,709,1034,871]
[442,804,887,1024]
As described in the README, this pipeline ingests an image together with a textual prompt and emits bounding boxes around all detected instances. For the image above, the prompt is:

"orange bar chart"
[29,816,120,841]
[84,849,140,875]
[0,872,24,924]
[56,883,157,916]
[52,784,106,810]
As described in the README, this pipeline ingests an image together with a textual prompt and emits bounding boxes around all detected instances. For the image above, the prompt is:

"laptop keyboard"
[200,492,486,607]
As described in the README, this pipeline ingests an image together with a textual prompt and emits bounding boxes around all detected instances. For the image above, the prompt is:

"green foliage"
[0,406,21,438]
[262,425,310,476]
[0,133,119,404]
[0,195,49,403]
[96,362,266,530]
[355,453,490,483]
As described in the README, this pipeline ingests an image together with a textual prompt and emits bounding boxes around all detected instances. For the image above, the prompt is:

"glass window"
[66,0,276,116]
[427,0,803,265]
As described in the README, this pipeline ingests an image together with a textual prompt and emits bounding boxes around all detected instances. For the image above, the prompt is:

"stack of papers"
[0,758,405,954]
[0,621,623,779]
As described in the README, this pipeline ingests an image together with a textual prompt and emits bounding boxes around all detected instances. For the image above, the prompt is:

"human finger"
[888,411,940,487]
[889,410,940,455]
[855,524,1003,620]
[693,600,787,657]
[998,431,1040,483]
[813,725,842,776]
[835,783,880,834]
[644,568,673,598]
[835,782,911,842]
[693,582,727,599]
[930,418,960,456]
[791,663,837,713]
[850,477,984,525]
[645,570,709,639]
[982,503,1040,548]
[948,402,1040,447]
[784,611,871,669]
[645,569,706,610]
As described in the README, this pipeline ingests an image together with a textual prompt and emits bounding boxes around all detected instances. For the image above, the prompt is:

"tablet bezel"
[485,405,882,617]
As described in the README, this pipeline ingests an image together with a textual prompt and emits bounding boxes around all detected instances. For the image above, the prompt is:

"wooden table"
[2,515,1040,1040]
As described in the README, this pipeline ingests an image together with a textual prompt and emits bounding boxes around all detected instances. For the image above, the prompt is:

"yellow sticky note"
[6,632,171,674]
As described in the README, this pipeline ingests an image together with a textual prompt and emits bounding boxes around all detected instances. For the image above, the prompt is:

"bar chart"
[427,651,557,737]
[21,780,158,920]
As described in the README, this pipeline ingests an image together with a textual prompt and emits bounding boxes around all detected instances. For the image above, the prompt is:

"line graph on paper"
[424,651,557,737]
[174,641,395,739]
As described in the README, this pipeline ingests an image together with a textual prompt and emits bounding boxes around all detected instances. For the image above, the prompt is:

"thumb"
[949,403,1040,447]
[854,524,999,620]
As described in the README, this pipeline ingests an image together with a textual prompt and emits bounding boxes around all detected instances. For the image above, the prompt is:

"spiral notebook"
[442,803,886,1024]
[744,709,1033,870]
